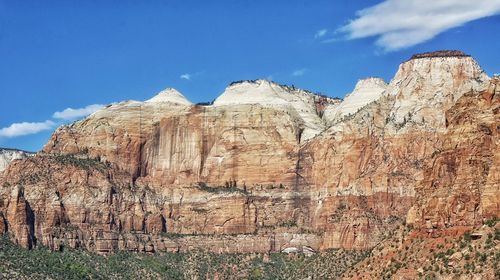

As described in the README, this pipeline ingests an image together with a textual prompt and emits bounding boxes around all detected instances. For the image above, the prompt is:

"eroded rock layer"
[0,51,498,254]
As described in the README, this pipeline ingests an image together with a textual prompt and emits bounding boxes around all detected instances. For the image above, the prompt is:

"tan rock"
[0,51,497,255]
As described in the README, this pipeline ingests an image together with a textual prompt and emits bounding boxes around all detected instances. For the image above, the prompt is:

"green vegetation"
[50,154,110,173]
[484,217,498,227]
[463,231,472,242]
[278,220,298,228]
[196,182,248,195]
[342,218,500,279]
[0,235,368,279]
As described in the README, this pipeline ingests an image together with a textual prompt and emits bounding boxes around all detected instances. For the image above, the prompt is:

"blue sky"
[1,0,500,151]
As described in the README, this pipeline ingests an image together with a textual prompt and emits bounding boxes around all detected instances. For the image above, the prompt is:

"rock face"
[214,79,340,140]
[146,88,193,105]
[323,77,387,124]
[0,148,33,172]
[384,53,488,133]
[406,77,500,230]
[0,51,498,255]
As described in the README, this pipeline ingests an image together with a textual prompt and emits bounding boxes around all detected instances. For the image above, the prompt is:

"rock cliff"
[0,148,33,172]
[323,77,387,124]
[0,51,497,255]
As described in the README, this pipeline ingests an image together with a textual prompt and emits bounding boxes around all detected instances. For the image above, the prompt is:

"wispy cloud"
[292,68,307,77]
[53,104,104,120]
[339,0,500,51]
[0,120,55,138]
[180,73,191,80]
[314,29,328,38]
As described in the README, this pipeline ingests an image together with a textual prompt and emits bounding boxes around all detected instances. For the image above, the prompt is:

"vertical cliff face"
[44,80,339,187]
[139,104,302,187]
[43,102,303,188]
[406,77,499,231]
[385,52,489,133]
[300,51,494,249]
[0,51,498,254]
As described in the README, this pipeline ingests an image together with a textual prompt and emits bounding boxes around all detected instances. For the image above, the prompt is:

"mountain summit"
[384,50,489,132]
[323,77,387,124]
[146,88,192,105]
[214,79,339,140]
[409,50,470,60]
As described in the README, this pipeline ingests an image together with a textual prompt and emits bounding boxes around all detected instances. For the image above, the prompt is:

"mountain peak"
[222,79,330,99]
[146,88,192,105]
[213,79,335,141]
[213,80,279,106]
[323,77,387,124]
[390,51,488,96]
[228,79,272,87]
[382,51,490,132]
[353,77,387,91]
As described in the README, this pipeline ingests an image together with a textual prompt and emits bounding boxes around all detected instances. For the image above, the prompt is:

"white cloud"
[314,29,328,38]
[292,68,307,77]
[53,104,105,120]
[339,0,500,51]
[321,37,339,43]
[180,73,191,80]
[0,120,55,138]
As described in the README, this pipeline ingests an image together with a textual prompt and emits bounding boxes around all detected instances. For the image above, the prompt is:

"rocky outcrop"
[0,148,33,172]
[406,77,499,231]
[323,77,387,125]
[4,185,36,248]
[0,51,498,254]
[214,79,340,140]
[385,52,489,133]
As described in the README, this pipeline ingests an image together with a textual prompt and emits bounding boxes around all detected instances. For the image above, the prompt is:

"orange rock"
[0,52,497,254]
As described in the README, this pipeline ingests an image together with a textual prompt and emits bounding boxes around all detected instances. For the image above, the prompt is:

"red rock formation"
[0,52,498,255]
[406,77,499,232]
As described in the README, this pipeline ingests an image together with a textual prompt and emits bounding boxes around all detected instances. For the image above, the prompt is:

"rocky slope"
[0,51,498,260]
[342,219,500,279]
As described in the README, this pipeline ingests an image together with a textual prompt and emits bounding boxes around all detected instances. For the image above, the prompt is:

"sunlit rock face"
[0,51,497,254]
[323,77,387,125]
[145,88,193,105]
[406,77,500,231]
[0,149,33,172]
[384,52,489,133]
[213,79,340,141]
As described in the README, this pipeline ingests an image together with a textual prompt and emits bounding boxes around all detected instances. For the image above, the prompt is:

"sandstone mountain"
[323,77,387,125]
[0,51,497,260]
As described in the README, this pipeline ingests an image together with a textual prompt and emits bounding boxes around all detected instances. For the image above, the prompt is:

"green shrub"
[463,231,472,242]
[0,235,370,280]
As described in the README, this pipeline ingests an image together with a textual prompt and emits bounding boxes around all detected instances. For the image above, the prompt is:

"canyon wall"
[0,51,498,254]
